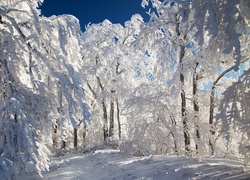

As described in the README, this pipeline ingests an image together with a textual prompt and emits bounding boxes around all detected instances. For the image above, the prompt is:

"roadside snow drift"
[29,147,250,180]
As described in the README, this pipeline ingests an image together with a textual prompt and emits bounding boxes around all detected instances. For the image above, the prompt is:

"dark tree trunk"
[52,84,63,149]
[209,86,216,155]
[175,13,190,154]
[97,76,109,142]
[207,61,246,155]
[193,63,200,153]
[181,88,190,153]
[180,46,190,154]
[57,83,65,150]
[116,98,121,139]
[2,59,14,94]
[102,100,108,141]
[114,62,122,139]
[74,128,77,147]
[109,101,114,138]
[61,140,66,149]
[82,125,87,148]
[52,119,60,149]
[170,116,178,154]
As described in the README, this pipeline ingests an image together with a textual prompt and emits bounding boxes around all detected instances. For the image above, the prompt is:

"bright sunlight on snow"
[29,146,250,180]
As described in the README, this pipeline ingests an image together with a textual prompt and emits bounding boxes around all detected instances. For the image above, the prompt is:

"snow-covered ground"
[30,147,250,180]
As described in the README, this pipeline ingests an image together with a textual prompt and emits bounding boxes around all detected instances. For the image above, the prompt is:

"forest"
[0,0,249,179]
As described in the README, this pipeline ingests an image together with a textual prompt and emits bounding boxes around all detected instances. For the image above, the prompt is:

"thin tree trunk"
[175,13,190,154]
[115,62,122,139]
[181,88,190,153]
[57,81,67,150]
[109,100,114,138]
[82,125,87,148]
[208,58,248,154]
[102,100,108,141]
[61,140,66,149]
[53,82,60,149]
[97,76,109,142]
[86,81,97,108]
[170,115,178,154]
[209,69,232,154]
[2,58,13,96]
[74,128,77,147]
[52,119,60,149]
[0,63,5,102]
[1,56,19,155]
[170,131,178,154]
[116,98,121,139]
[209,86,216,155]
[193,63,200,153]
[180,46,190,154]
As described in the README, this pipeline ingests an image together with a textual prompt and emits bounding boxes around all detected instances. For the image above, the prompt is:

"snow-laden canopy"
[0,0,249,179]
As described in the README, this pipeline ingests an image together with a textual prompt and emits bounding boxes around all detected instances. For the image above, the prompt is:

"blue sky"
[40,0,150,31]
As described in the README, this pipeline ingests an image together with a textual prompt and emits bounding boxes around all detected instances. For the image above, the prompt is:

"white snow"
[29,146,250,180]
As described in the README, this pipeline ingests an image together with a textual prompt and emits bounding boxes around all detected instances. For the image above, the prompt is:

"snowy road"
[30,148,250,180]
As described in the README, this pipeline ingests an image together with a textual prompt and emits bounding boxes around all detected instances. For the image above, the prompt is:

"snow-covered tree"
[81,17,144,145]
[0,0,50,179]
[0,0,90,178]
[39,14,90,151]
[217,66,250,168]
[122,0,249,156]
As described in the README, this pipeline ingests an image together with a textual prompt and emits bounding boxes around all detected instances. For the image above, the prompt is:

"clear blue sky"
[40,0,150,31]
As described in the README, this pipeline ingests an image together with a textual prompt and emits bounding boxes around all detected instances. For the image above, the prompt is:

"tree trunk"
[97,76,109,142]
[61,140,66,149]
[102,100,108,141]
[175,13,190,154]
[209,86,216,155]
[86,81,97,108]
[116,98,121,139]
[109,101,114,138]
[207,59,248,155]
[115,62,122,139]
[52,119,60,149]
[0,63,5,102]
[193,63,200,154]
[57,81,67,150]
[180,46,190,154]
[2,59,14,95]
[181,88,190,153]
[74,128,77,147]
[82,125,87,148]
[170,115,178,154]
